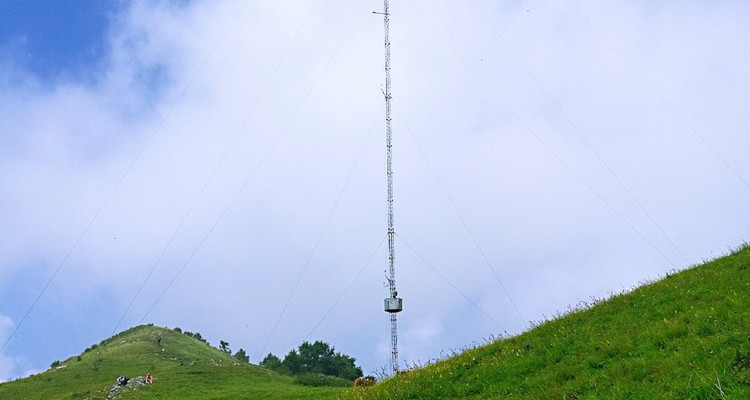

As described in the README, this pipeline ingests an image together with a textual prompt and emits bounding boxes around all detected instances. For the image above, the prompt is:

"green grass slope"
[0,325,346,400]
[339,245,750,400]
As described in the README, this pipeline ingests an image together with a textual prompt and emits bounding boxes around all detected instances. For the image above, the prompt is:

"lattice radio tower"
[378,0,403,376]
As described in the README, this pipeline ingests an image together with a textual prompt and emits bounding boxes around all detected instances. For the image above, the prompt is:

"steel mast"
[380,0,403,376]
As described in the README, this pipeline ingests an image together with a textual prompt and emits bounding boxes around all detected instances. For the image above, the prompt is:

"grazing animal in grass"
[353,376,375,387]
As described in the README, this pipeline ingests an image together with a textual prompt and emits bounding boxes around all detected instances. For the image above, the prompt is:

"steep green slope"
[0,325,346,400]
[339,245,750,399]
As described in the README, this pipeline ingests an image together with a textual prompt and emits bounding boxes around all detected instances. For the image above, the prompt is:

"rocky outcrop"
[108,376,148,399]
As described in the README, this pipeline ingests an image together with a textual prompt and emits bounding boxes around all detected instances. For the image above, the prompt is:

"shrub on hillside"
[261,353,284,372]
[234,348,249,363]
[183,331,209,345]
[219,340,231,354]
[262,341,363,381]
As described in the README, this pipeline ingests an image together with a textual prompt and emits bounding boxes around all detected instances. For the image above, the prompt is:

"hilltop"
[337,245,750,399]
[0,324,347,400]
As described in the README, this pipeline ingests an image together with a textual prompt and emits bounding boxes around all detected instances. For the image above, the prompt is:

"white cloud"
[1,0,748,377]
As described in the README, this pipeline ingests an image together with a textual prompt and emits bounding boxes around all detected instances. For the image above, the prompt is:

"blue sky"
[0,1,124,83]
[1,0,749,383]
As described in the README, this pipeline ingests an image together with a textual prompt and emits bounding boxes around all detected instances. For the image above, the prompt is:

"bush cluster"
[261,340,363,383]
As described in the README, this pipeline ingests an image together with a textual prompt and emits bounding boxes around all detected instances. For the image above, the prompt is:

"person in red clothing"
[146,373,153,384]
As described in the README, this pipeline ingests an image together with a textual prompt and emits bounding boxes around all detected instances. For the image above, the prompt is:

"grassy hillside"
[338,245,750,399]
[4,246,749,400]
[0,325,346,400]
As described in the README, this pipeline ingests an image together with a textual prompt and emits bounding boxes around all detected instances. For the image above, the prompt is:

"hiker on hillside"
[146,373,153,384]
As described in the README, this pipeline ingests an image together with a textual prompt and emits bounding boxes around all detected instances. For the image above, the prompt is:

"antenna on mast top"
[379,0,402,376]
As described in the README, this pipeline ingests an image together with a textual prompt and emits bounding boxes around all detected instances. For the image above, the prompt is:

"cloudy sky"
[1,0,749,381]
